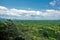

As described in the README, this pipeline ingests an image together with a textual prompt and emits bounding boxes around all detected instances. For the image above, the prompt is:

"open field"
[0,20,60,40]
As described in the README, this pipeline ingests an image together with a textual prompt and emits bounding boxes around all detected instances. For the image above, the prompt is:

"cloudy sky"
[0,0,60,20]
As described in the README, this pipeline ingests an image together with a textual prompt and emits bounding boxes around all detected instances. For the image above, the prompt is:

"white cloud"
[49,0,56,6]
[0,6,60,20]
[49,0,60,7]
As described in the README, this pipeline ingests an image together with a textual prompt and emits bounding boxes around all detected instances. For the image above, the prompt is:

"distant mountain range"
[0,17,18,21]
[0,17,7,20]
[0,17,60,20]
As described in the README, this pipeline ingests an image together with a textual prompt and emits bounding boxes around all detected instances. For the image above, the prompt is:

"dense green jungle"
[0,20,60,40]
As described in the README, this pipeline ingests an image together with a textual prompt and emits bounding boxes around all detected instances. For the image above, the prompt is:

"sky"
[0,0,60,20]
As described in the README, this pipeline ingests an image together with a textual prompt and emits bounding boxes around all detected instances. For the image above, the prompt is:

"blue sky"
[0,0,60,20]
[0,0,59,10]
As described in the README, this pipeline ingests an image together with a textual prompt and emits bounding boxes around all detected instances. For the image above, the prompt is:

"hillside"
[0,20,60,40]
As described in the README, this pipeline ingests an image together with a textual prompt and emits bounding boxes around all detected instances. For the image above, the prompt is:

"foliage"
[0,20,60,40]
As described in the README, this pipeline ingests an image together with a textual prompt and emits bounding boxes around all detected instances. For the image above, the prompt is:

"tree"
[0,20,18,40]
